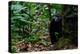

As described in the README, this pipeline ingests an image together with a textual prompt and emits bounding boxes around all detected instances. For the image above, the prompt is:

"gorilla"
[49,14,62,44]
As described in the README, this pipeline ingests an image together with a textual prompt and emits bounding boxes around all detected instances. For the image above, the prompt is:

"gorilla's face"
[53,15,61,22]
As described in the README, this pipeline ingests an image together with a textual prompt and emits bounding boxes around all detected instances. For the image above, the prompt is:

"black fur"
[49,15,62,44]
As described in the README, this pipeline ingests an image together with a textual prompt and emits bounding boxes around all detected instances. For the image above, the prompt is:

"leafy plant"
[24,35,40,43]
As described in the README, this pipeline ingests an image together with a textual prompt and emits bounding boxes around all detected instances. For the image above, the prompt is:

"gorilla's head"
[53,14,61,22]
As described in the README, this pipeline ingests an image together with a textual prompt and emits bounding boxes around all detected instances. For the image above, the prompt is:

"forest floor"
[17,35,56,52]
[26,37,55,52]
[17,35,77,52]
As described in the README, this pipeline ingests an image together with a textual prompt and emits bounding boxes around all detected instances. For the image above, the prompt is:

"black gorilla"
[49,14,62,44]
[49,5,78,44]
